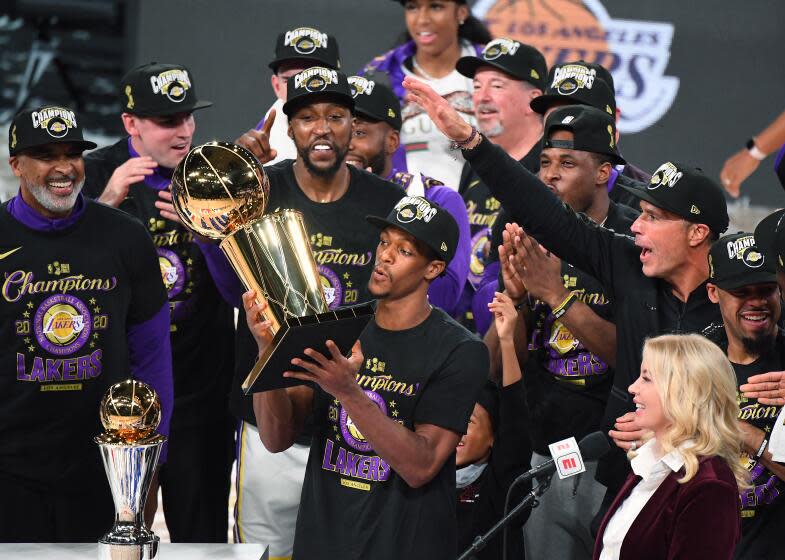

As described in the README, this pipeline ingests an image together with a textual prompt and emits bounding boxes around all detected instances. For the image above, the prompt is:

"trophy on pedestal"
[171,141,373,393]
[96,379,165,560]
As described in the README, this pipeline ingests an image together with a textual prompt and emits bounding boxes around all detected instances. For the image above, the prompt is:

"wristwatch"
[746,138,767,161]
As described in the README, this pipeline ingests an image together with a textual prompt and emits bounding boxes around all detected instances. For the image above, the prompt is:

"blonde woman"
[593,334,747,560]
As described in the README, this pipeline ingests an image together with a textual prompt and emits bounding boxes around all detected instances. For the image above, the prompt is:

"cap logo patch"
[482,38,520,61]
[531,69,540,80]
[294,67,339,92]
[10,125,16,149]
[648,162,683,190]
[708,255,715,278]
[608,124,615,148]
[440,241,448,252]
[690,205,700,215]
[348,76,375,98]
[150,69,192,103]
[743,249,764,269]
[394,195,437,224]
[31,107,77,139]
[561,115,575,124]
[552,64,596,94]
[388,108,396,118]
[284,27,328,55]
[726,236,756,261]
[125,85,134,109]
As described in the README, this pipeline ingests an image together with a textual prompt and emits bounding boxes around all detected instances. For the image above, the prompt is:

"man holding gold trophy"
[177,66,406,556]
[0,107,172,542]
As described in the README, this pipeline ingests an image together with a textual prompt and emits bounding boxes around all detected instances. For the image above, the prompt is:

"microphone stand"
[457,475,552,560]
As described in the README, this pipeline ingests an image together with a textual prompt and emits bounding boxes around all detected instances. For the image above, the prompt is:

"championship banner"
[473,0,679,134]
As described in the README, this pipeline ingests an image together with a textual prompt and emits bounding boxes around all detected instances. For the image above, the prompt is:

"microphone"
[513,431,611,484]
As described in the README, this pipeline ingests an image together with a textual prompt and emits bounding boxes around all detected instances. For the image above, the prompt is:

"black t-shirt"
[0,199,166,489]
[232,161,406,425]
[523,202,639,453]
[84,139,235,428]
[293,308,489,560]
[459,143,540,289]
[731,336,785,560]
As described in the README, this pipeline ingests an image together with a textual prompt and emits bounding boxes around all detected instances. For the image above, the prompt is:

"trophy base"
[98,536,159,560]
[242,302,375,394]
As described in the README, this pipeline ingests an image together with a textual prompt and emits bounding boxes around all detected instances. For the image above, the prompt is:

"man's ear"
[287,123,294,140]
[8,155,21,178]
[596,161,612,187]
[425,260,446,281]
[706,282,720,304]
[385,128,400,156]
[687,223,711,247]
[121,113,138,137]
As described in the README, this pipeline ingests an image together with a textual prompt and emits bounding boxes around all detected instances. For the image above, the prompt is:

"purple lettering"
[62,358,77,381]
[367,456,379,480]
[322,439,337,471]
[90,349,102,378]
[30,357,45,382]
[334,447,347,473]
[358,456,371,479]
[344,451,361,477]
[45,359,63,381]
[76,356,90,380]
[379,459,390,481]
[16,353,30,381]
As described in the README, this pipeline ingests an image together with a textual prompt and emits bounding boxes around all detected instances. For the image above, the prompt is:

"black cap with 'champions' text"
[754,209,785,271]
[367,195,459,265]
[269,27,341,72]
[530,61,616,116]
[120,62,212,117]
[543,105,624,165]
[9,105,97,156]
[456,37,546,90]
[283,67,354,117]
[348,76,402,131]
[708,232,776,291]
[621,161,729,234]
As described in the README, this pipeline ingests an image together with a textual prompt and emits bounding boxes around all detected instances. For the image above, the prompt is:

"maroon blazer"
[592,456,741,560]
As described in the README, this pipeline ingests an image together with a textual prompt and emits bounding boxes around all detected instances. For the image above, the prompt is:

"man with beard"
[345,75,470,314]
[219,67,405,556]
[244,195,488,559]
[83,62,236,543]
[454,38,546,333]
[0,106,172,542]
[706,233,785,560]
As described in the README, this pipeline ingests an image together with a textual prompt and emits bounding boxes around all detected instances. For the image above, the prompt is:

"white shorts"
[234,421,309,560]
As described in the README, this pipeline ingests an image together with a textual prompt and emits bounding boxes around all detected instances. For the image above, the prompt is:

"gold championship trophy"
[171,141,373,393]
[96,379,165,560]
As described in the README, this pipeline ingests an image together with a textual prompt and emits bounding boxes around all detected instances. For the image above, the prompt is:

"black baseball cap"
[456,38,546,90]
[367,195,459,264]
[708,233,776,290]
[269,27,340,72]
[754,209,785,270]
[530,61,616,116]
[543,105,624,165]
[620,162,729,234]
[348,76,402,131]
[776,145,785,190]
[120,62,212,117]
[9,105,96,156]
[283,67,354,117]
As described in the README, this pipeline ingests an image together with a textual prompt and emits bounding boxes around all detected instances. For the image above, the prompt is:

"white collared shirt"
[599,439,685,560]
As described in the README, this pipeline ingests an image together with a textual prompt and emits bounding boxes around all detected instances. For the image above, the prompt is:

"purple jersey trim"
[127,137,173,191]
[195,237,243,308]
[7,191,86,231]
[128,302,173,463]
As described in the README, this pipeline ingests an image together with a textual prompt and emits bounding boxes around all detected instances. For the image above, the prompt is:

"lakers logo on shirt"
[34,294,92,356]
[318,265,343,309]
[468,229,490,287]
[548,320,580,355]
[340,390,388,452]
[157,248,186,298]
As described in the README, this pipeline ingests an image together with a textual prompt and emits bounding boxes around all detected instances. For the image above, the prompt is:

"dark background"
[3,0,784,205]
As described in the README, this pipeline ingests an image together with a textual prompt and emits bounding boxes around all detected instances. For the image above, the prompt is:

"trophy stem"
[96,437,165,560]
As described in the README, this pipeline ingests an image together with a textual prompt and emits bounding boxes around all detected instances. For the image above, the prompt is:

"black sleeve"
[124,221,168,324]
[491,380,531,481]
[462,138,633,294]
[413,340,489,434]
[83,153,112,199]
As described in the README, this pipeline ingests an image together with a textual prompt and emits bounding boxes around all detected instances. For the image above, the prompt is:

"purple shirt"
[387,170,471,315]
[7,191,173,460]
[127,137,174,191]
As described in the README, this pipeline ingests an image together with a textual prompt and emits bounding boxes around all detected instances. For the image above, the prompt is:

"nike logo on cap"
[0,246,21,260]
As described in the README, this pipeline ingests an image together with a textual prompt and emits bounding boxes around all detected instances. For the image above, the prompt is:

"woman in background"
[594,334,747,560]
[362,0,491,188]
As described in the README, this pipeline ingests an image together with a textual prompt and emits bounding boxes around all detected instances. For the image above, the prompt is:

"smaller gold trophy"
[95,379,165,560]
